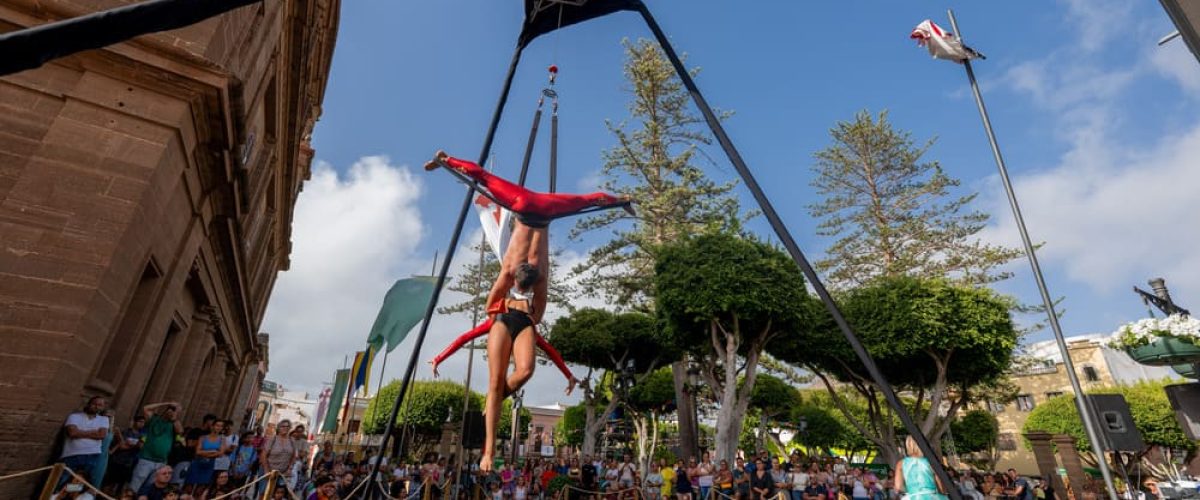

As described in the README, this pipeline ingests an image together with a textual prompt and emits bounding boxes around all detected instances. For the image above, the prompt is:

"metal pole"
[453,244,487,497]
[946,9,1118,500]
[365,40,526,498]
[634,5,961,498]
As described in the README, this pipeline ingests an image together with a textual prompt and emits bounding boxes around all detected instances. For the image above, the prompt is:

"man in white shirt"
[60,396,110,488]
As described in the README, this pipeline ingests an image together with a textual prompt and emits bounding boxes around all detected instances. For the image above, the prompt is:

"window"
[1016,394,1036,412]
[1045,391,1064,400]
[1083,365,1100,382]
[987,400,1006,413]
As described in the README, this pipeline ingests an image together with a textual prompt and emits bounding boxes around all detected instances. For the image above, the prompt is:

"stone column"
[1052,434,1089,498]
[1024,432,1066,496]
[168,306,218,420]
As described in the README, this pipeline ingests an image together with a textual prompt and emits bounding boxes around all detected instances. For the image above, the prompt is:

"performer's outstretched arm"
[534,333,577,395]
[429,318,494,377]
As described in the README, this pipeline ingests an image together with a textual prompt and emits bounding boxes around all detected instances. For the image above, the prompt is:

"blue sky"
[262,0,1200,406]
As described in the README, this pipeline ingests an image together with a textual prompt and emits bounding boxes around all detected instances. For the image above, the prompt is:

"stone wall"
[0,0,338,487]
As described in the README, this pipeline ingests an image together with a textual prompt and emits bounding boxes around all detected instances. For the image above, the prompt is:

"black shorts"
[497,310,534,339]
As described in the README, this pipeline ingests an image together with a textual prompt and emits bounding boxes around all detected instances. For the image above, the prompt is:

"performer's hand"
[565,377,578,396]
[429,360,440,378]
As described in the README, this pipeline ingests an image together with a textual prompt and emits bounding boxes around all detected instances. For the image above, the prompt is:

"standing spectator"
[645,463,664,500]
[257,420,298,498]
[696,453,714,500]
[229,431,258,486]
[618,454,637,489]
[92,409,120,490]
[750,460,773,500]
[175,415,217,486]
[184,418,226,494]
[290,425,311,492]
[892,437,946,500]
[581,457,597,492]
[107,414,146,492]
[316,442,337,473]
[659,459,676,500]
[674,460,693,500]
[211,420,235,481]
[130,403,182,491]
[770,463,789,500]
[60,396,111,487]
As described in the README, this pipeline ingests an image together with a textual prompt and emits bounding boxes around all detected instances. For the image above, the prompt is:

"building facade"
[0,0,338,480]
[987,335,1175,473]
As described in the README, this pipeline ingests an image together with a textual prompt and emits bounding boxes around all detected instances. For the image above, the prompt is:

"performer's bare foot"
[429,359,441,378]
[479,453,493,472]
[424,150,449,171]
[601,194,636,217]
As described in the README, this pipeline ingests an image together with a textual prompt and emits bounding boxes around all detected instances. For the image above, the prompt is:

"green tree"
[773,276,1017,465]
[363,380,482,454]
[570,39,746,460]
[1023,381,1195,476]
[656,233,814,462]
[750,374,802,452]
[556,403,589,449]
[548,308,678,455]
[626,367,676,473]
[790,405,847,456]
[799,389,879,459]
[808,110,1022,288]
[950,409,1000,470]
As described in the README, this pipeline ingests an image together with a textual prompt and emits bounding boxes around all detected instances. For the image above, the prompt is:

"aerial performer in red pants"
[424,151,633,471]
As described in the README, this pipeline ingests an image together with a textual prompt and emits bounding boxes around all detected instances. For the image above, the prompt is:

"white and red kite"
[911,20,985,62]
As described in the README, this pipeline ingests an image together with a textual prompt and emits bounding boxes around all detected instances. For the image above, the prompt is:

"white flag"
[910,20,984,62]
[474,192,511,262]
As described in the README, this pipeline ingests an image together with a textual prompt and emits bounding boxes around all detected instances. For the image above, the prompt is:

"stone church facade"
[0,0,338,479]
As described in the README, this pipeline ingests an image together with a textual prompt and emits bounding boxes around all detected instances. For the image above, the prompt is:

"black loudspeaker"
[1084,394,1145,452]
[1164,383,1200,440]
[462,410,485,449]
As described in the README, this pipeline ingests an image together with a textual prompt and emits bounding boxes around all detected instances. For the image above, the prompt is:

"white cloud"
[977,0,1200,311]
[1152,39,1200,96]
[260,156,428,396]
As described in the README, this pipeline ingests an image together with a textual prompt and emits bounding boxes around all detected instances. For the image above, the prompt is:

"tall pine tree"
[808,110,1022,289]
[570,39,745,460]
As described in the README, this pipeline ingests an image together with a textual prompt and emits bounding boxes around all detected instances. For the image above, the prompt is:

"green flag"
[322,369,350,434]
[366,276,437,353]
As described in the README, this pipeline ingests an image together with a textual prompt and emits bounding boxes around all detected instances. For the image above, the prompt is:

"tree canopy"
[656,232,816,461]
[362,380,480,436]
[1023,381,1195,456]
[773,276,1017,464]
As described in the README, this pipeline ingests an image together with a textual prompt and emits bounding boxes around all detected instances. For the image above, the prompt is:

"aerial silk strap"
[516,65,560,190]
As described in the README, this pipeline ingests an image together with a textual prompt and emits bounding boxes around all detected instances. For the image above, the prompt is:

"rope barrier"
[561,482,644,499]
[0,465,55,482]
[210,471,273,500]
[60,465,118,500]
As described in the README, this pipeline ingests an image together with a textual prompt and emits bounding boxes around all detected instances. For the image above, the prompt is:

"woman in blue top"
[893,436,947,500]
[184,420,227,493]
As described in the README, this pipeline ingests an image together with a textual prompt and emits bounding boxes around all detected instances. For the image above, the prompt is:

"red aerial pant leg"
[445,156,534,212]
[431,318,495,366]
[534,332,575,382]
[445,156,623,220]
